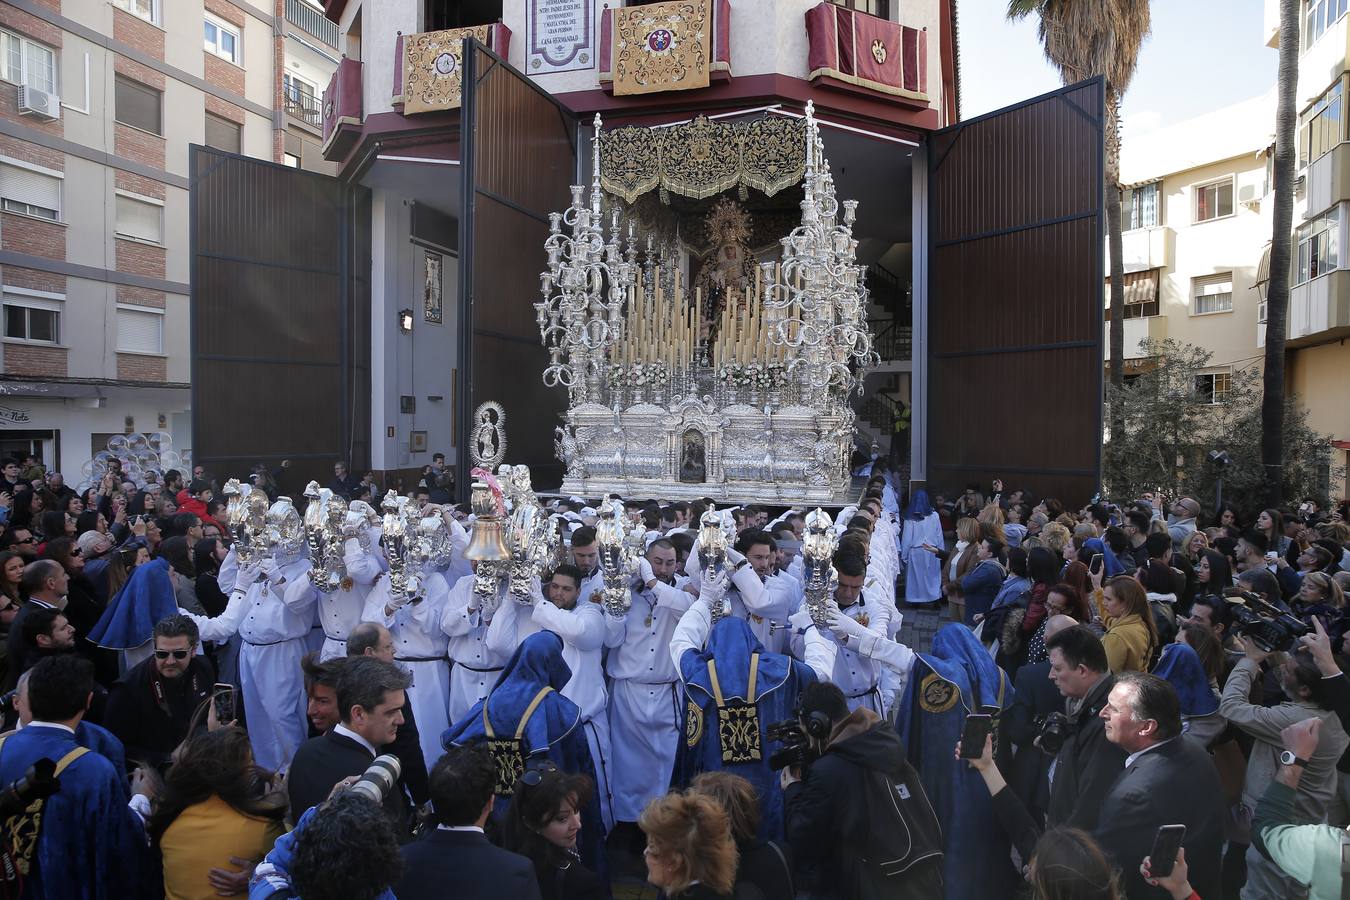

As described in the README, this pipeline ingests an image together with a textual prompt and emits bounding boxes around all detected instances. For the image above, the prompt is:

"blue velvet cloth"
[1153,642,1219,716]
[87,557,178,650]
[1083,537,1128,577]
[675,617,817,840]
[250,805,395,900]
[904,488,933,520]
[897,624,1017,900]
[0,723,147,899]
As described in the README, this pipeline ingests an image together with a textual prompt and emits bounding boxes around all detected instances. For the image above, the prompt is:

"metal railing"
[869,317,912,360]
[284,90,323,127]
[859,390,902,431]
[285,0,340,49]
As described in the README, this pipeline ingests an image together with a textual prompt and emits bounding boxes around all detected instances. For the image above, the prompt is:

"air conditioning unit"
[1237,181,1262,208]
[16,85,60,121]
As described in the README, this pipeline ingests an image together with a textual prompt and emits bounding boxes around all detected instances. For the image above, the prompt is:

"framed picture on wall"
[424,253,443,324]
[410,430,428,453]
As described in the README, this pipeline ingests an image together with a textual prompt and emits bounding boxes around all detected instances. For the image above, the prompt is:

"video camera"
[348,754,401,804]
[0,758,60,819]
[1035,711,1070,756]
[1226,590,1309,653]
[766,719,821,772]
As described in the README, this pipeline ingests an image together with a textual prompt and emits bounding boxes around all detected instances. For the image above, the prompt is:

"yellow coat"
[1100,613,1154,674]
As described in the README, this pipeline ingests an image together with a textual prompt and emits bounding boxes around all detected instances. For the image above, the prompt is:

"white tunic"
[439,574,509,725]
[899,512,944,604]
[308,537,384,661]
[789,598,886,714]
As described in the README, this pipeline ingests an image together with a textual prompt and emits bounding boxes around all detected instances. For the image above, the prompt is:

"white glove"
[386,589,413,612]
[637,558,655,586]
[826,606,871,641]
[447,514,469,542]
[258,558,279,581]
[524,574,544,606]
[235,562,262,588]
[724,545,746,566]
[699,567,728,605]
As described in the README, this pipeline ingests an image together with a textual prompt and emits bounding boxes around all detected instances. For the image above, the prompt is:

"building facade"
[0,0,336,478]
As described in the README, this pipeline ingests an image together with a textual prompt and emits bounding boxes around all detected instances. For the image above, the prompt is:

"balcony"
[1104,315,1161,362]
[805,1,928,107]
[1305,143,1350,214]
[286,0,339,50]
[1120,226,1173,274]
[599,0,731,96]
[321,56,362,160]
[1287,270,1350,347]
[284,89,323,128]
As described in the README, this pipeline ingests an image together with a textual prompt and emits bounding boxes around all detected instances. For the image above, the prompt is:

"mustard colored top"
[1100,613,1154,674]
[160,794,285,900]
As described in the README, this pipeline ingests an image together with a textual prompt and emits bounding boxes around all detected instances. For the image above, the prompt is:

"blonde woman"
[640,791,738,899]
[977,502,1007,545]
[1090,574,1158,673]
[1180,530,1210,567]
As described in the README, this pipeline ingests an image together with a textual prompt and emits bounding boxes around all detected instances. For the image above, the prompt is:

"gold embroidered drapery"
[612,0,711,97]
[401,25,491,114]
[599,115,806,204]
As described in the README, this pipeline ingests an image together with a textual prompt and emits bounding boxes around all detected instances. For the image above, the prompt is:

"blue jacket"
[959,559,1004,624]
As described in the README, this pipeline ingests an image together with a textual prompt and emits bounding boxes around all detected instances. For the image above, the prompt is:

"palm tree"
[1007,0,1152,477]
[1261,0,1299,509]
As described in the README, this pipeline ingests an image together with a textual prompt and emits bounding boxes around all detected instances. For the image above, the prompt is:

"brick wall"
[4,343,67,377]
[114,123,165,170]
[116,286,165,309]
[205,94,246,125]
[0,6,61,49]
[204,54,245,96]
[114,170,166,202]
[205,0,246,28]
[114,238,165,279]
[0,135,62,171]
[0,213,65,261]
[112,7,164,60]
[116,352,166,382]
[1,266,64,295]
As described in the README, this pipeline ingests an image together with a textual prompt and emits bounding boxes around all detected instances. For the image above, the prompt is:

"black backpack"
[841,758,944,897]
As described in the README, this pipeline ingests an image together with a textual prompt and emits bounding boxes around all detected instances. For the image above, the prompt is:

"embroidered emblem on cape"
[871,39,888,65]
[686,700,704,748]
[918,672,959,714]
[717,704,762,764]
[487,737,525,797]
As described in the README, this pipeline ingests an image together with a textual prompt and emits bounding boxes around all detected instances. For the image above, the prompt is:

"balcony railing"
[286,0,339,49]
[285,90,322,127]
[805,1,929,105]
[870,318,912,360]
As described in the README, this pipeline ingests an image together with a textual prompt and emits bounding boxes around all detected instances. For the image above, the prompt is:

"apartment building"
[1110,94,1273,401]
[1263,0,1350,497]
[0,0,336,477]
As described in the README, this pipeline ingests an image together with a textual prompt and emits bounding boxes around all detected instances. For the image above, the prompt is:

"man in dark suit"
[1094,671,1224,900]
[395,743,541,900]
[1002,615,1076,823]
[287,656,414,838]
[346,623,430,808]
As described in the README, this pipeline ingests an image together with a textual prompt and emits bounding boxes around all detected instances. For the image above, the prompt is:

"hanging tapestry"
[599,115,807,205]
[402,25,492,115]
[805,2,928,101]
[612,0,711,97]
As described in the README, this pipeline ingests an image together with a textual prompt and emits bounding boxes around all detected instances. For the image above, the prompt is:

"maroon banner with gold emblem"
[805,2,927,101]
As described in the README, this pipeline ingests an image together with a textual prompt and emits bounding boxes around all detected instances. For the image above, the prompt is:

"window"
[1123,182,1160,230]
[113,0,159,25]
[1297,207,1341,283]
[0,161,60,221]
[116,308,163,355]
[204,16,239,64]
[1194,178,1234,223]
[114,193,162,244]
[283,153,300,168]
[3,299,58,344]
[204,112,241,154]
[1192,274,1234,315]
[0,30,56,95]
[1305,0,1349,50]
[114,75,161,135]
[283,74,321,126]
[1195,371,1232,405]
[825,0,890,17]
[1105,269,1160,319]
[1300,79,1344,167]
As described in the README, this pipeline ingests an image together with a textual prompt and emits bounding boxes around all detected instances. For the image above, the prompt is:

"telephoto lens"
[349,754,402,804]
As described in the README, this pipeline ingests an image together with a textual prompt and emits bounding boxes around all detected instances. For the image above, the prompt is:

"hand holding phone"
[1089,553,1104,576]
[211,684,236,729]
[958,714,992,759]
[1146,824,1186,878]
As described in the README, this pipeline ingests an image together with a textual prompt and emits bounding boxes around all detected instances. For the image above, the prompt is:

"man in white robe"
[788,553,888,715]
[899,491,944,605]
[440,568,509,724]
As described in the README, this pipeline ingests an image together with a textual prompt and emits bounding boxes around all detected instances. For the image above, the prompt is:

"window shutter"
[115,75,162,134]
[204,113,242,154]
[117,308,162,354]
[115,195,161,243]
[0,163,60,212]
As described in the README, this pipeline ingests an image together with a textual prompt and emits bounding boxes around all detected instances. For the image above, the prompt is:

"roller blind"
[117,308,162,354]
[204,113,241,154]
[0,162,60,214]
[115,195,162,243]
[115,75,161,134]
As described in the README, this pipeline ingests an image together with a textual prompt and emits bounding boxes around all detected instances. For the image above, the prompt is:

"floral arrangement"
[609,362,671,389]
[719,363,789,390]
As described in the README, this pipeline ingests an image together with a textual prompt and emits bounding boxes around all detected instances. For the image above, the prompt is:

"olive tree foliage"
[1103,339,1339,515]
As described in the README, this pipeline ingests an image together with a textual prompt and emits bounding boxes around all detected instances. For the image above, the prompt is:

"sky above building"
[957,0,1276,140]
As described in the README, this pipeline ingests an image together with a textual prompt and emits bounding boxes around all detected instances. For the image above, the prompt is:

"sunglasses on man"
[154,649,191,660]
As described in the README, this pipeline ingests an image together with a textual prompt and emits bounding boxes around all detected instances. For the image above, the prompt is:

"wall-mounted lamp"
[398,309,414,334]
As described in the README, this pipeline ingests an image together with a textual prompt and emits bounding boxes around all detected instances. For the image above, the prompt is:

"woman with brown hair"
[147,725,286,900]
[640,790,738,899]
[690,772,793,899]
[977,502,1007,545]
[1093,574,1158,673]
[502,765,604,900]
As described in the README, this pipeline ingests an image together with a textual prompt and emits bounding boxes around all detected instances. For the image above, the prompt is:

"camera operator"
[1042,625,1126,830]
[252,788,403,900]
[1219,631,1349,899]
[782,682,942,899]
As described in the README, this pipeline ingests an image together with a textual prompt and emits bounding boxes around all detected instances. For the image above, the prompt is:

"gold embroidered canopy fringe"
[598,114,807,205]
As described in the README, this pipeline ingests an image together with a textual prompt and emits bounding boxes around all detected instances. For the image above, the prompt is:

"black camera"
[0,758,60,819]
[1035,711,1070,756]
[766,719,820,772]
[348,754,402,804]
[1228,591,1309,653]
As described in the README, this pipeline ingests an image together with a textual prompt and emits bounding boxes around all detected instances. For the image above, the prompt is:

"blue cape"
[88,557,178,650]
[1083,537,1128,577]
[904,488,933,520]
[675,617,816,840]
[1153,642,1219,716]
[897,624,1017,900]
